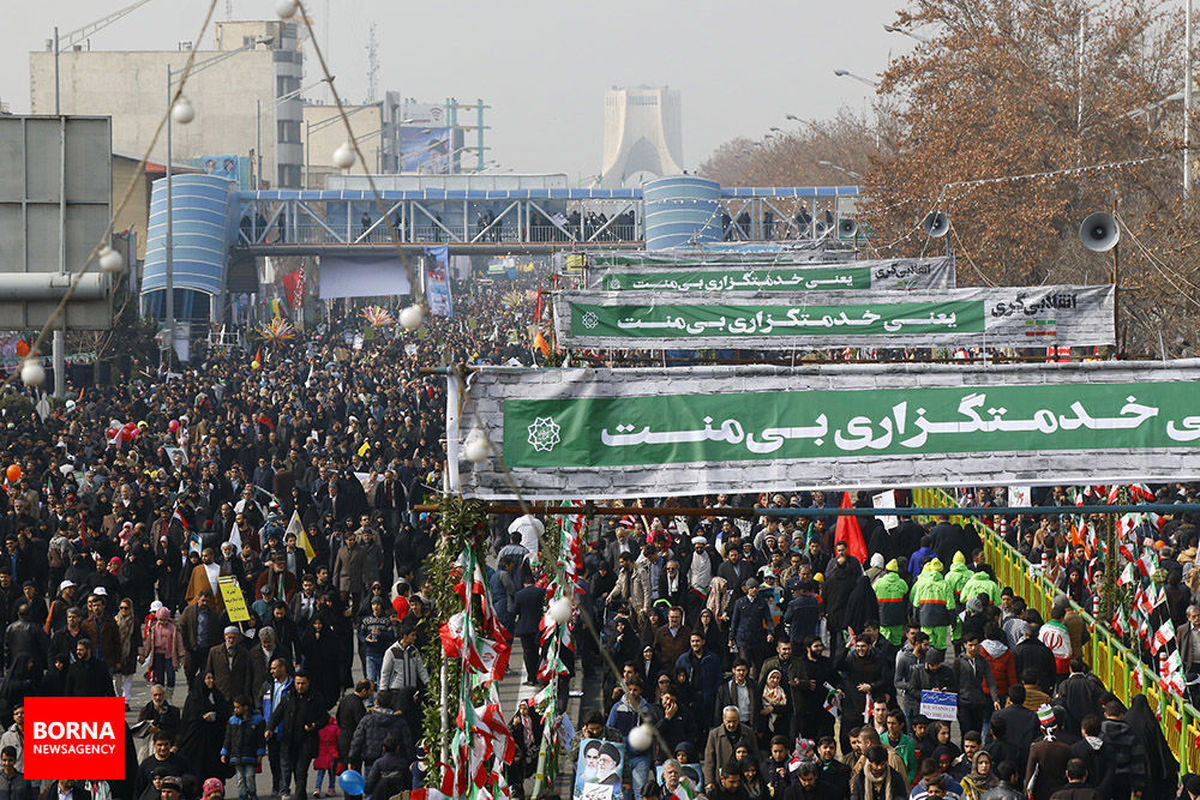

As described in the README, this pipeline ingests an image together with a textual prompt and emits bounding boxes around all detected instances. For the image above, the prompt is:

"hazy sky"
[2,0,912,181]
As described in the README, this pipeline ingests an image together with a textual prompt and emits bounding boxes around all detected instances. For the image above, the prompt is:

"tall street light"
[818,160,862,180]
[165,35,272,353]
[833,69,880,88]
[883,24,932,43]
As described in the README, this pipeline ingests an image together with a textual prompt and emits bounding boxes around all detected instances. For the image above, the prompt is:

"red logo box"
[24,697,125,780]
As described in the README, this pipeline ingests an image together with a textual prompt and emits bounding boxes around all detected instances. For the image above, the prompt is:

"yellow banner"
[218,576,251,622]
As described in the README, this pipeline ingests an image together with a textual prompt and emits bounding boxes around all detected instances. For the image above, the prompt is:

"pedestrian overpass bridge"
[230,183,861,255]
[140,174,861,320]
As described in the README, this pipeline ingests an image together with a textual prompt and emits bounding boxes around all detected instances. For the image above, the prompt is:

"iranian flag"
[1129,483,1155,502]
[1112,606,1127,637]
[1137,551,1159,578]
[1152,618,1175,655]
[1117,562,1136,587]
[671,780,698,800]
[410,791,451,800]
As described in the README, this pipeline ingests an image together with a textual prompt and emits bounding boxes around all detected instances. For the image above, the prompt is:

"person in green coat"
[959,565,1002,609]
[872,559,910,647]
[910,558,953,651]
[946,551,975,646]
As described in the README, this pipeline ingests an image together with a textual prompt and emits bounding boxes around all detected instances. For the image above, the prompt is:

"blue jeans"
[366,652,383,684]
[629,754,652,800]
[233,763,257,800]
[151,653,175,688]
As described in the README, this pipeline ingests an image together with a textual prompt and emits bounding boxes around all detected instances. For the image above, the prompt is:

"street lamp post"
[833,69,880,89]
[818,160,862,180]
[883,23,932,44]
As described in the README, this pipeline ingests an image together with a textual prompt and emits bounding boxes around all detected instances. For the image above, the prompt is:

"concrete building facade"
[30,20,305,188]
[599,86,683,188]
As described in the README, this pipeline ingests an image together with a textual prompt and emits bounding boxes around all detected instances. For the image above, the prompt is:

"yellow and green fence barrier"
[911,487,1200,774]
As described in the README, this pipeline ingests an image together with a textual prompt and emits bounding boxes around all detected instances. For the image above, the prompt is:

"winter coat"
[348,706,412,765]
[872,571,909,628]
[313,717,340,770]
[730,595,770,652]
[266,687,326,759]
[980,638,1018,697]
[221,711,266,764]
[911,568,953,627]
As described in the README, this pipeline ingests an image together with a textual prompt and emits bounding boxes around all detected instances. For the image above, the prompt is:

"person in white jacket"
[378,623,428,694]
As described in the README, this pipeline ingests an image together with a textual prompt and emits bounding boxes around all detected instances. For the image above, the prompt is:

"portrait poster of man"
[573,738,624,800]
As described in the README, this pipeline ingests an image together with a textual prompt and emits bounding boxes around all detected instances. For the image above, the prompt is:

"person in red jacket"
[981,623,1018,698]
[312,715,340,797]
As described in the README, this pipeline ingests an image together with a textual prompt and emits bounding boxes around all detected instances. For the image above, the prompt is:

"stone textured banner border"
[456,360,1200,500]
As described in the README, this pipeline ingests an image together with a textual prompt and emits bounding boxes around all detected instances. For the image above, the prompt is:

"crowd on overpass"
[0,271,1197,800]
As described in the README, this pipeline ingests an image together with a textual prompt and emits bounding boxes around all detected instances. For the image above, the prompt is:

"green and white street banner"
[553,285,1114,349]
[454,360,1200,499]
[593,256,955,293]
[587,247,845,267]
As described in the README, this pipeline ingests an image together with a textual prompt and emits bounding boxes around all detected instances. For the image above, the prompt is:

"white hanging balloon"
[547,596,573,624]
[275,0,299,19]
[20,359,45,387]
[332,142,355,169]
[171,98,195,125]
[98,246,124,274]
[628,723,654,751]
[463,432,491,463]
[399,304,424,331]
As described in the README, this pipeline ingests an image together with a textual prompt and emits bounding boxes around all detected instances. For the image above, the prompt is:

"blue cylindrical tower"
[141,174,239,321]
[641,175,722,250]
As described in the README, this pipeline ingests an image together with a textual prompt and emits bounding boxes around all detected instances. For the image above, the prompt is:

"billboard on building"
[398,126,463,173]
[191,154,250,189]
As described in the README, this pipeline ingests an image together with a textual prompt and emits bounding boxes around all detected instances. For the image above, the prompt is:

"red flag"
[281,267,305,310]
[834,491,869,565]
[533,283,544,322]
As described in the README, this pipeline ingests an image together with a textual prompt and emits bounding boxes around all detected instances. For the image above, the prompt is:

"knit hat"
[869,553,885,569]
[1037,704,1056,728]
[202,778,224,797]
[885,559,899,573]
[953,551,966,564]
[928,558,944,573]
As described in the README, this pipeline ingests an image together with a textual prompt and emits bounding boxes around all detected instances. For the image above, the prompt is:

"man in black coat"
[266,671,326,800]
[513,575,546,686]
[65,638,114,697]
[1013,618,1057,694]
[822,544,861,661]
[335,680,371,767]
[836,635,891,754]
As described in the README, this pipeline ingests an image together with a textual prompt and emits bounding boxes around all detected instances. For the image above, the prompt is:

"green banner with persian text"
[454,363,1200,499]
[503,380,1199,468]
[593,257,955,292]
[553,286,1114,349]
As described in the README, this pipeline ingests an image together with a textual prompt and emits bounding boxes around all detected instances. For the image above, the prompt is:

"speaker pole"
[1111,199,1120,358]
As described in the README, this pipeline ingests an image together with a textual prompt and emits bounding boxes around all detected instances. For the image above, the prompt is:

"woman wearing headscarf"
[757,668,791,747]
[960,749,1000,800]
[0,654,40,726]
[297,615,340,710]
[1125,694,1179,799]
[177,671,233,782]
[140,606,182,693]
[112,597,142,707]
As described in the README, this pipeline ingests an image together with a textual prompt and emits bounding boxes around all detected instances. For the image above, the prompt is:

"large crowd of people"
[0,274,1196,800]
